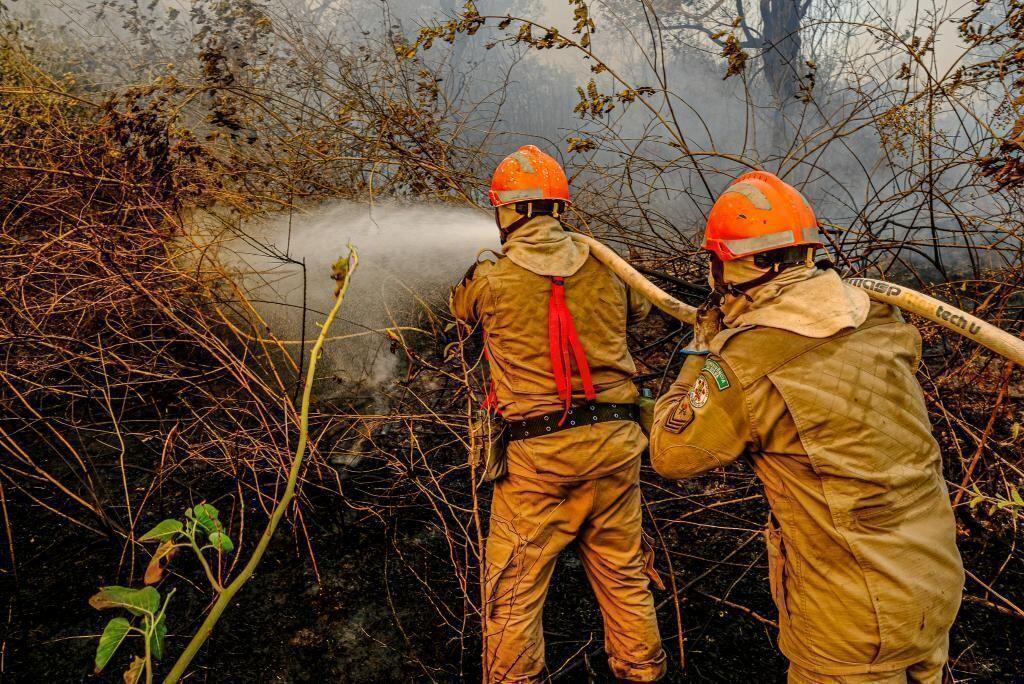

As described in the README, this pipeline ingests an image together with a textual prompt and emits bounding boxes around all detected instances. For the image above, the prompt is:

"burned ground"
[2,1,1024,682]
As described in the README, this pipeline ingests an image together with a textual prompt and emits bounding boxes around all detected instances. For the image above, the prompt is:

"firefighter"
[451,145,666,683]
[650,171,964,683]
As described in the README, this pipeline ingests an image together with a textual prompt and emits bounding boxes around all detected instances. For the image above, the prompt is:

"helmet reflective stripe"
[493,188,544,203]
[722,229,794,256]
[802,227,821,243]
[722,182,772,210]
[509,150,535,173]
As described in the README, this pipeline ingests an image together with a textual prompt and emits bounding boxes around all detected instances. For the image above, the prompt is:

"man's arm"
[450,259,495,325]
[626,285,653,325]
[650,353,753,479]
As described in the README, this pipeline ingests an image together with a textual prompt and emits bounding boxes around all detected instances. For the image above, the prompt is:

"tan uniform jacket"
[451,252,651,481]
[650,302,964,676]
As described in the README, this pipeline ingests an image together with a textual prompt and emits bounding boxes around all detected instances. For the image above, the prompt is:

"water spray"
[570,234,1024,366]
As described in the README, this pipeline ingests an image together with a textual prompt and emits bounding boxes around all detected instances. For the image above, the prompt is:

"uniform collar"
[717,263,870,339]
[502,215,590,277]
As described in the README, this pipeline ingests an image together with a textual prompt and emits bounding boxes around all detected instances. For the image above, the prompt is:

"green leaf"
[139,519,183,542]
[90,586,160,616]
[1011,487,1024,506]
[188,503,222,537]
[207,531,234,553]
[149,613,167,660]
[95,617,131,672]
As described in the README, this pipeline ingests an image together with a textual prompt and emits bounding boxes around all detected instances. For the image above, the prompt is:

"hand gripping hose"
[570,233,1024,366]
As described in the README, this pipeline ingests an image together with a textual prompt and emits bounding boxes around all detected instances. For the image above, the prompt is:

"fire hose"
[571,233,1024,366]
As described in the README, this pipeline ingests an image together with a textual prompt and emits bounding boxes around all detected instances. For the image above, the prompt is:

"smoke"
[226,201,498,397]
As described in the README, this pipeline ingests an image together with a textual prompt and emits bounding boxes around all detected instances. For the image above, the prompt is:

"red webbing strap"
[548,277,597,423]
[481,332,499,415]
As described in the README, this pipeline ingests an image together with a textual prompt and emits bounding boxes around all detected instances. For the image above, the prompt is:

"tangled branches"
[2,0,1024,680]
[0,30,319,559]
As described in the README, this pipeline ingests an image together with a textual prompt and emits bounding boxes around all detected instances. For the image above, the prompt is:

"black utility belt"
[505,402,640,442]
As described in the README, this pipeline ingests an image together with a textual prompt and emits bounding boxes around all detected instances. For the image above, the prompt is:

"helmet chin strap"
[497,201,564,243]
[497,212,534,243]
[710,247,816,303]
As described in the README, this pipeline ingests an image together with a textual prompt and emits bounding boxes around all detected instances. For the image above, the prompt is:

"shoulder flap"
[711,302,903,388]
[460,251,502,285]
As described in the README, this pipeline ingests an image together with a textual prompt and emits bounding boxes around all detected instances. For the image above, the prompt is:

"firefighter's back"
[457,252,649,481]
[716,301,964,673]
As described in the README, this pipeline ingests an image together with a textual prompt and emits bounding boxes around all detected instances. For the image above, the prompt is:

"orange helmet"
[489,145,571,207]
[703,171,822,262]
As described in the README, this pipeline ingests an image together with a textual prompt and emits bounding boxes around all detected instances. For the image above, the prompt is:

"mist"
[222,201,498,396]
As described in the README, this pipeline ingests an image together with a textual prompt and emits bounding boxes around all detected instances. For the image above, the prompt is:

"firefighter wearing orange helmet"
[650,171,963,683]
[451,145,666,682]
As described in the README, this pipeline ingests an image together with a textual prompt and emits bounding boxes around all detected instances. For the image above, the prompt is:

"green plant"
[90,585,173,684]
[91,503,234,683]
[139,504,235,591]
[90,249,355,683]
[163,248,357,683]
[968,484,1024,515]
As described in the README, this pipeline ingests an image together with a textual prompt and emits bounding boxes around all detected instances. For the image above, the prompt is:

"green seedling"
[90,585,173,684]
[139,503,235,591]
[91,503,234,683]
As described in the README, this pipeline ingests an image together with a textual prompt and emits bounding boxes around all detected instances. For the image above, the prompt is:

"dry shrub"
[0,32,304,543]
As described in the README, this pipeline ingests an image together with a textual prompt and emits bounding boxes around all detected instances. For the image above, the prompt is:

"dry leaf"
[123,656,145,684]
[145,540,177,585]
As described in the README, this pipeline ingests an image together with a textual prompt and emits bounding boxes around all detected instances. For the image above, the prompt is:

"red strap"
[482,385,498,413]
[548,277,597,422]
[481,332,500,415]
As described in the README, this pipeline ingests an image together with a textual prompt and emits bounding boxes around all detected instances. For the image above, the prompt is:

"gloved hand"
[686,300,723,353]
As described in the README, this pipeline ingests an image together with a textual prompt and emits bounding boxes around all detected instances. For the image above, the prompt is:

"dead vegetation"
[1,0,1023,681]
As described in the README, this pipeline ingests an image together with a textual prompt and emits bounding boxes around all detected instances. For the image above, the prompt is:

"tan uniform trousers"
[484,459,666,683]
[788,636,947,683]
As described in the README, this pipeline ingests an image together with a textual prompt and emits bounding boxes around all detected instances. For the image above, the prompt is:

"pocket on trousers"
[641,531,666,591]
[765,521,790,624]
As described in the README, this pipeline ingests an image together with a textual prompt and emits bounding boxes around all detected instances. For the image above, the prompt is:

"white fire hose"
[571,233,1024,366]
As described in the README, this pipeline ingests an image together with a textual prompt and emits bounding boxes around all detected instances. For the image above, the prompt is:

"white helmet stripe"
[722,229,794,255]
[494,188,544,203]
[722,226,823,256]
[509,151,536,173]
[722,182,772,210]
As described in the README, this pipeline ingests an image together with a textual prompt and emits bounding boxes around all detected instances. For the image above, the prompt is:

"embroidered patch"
[702,359,730,391]
[689,376,710,409]
[663,399,693,433]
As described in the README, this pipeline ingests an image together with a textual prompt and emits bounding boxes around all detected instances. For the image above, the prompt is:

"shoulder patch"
[663,398,693,434]
[689,376,710,408]
[701,359,730,391]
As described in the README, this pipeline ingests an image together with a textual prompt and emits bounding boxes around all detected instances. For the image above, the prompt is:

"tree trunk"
[759,0,803,103]
[759,0,806,151]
